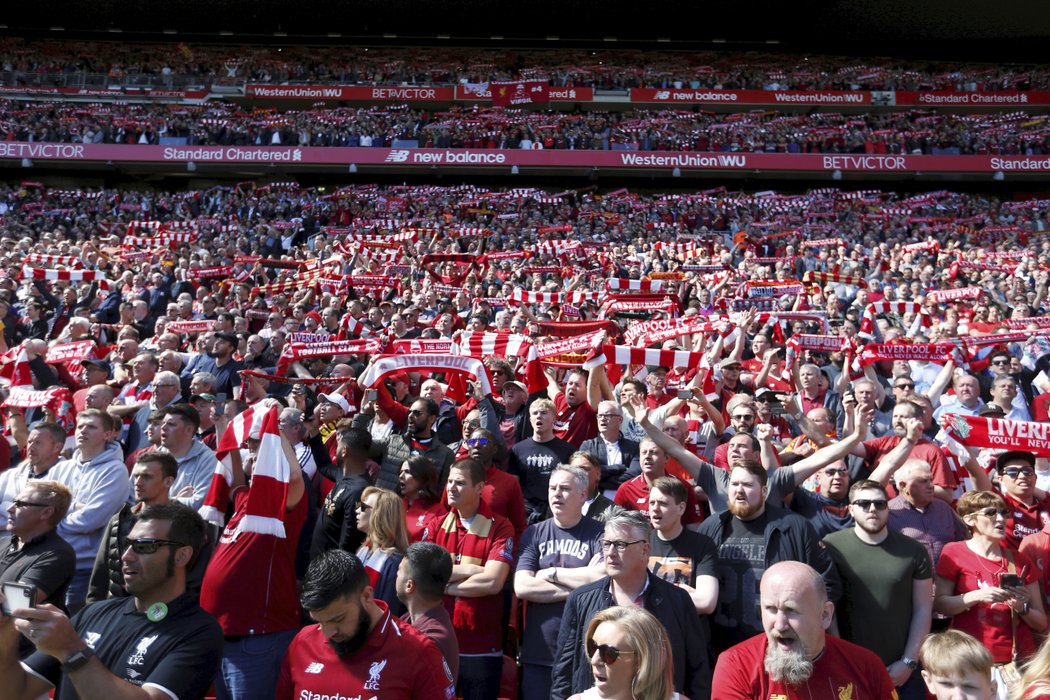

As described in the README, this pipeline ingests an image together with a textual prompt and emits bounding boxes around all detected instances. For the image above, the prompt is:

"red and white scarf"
[21,266,111,290]
[605,278,666,293]
[941,414,1050,458]
[200,402,280,531]
[926,287,983,304]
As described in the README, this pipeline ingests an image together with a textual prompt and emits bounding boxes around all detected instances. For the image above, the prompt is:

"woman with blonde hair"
[568,606,678,700]
[1014,634,1050,699]
[934,490,1047,699]
[355,485,410,616]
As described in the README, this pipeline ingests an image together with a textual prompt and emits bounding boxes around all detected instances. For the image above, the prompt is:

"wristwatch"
[900,657,919,671]
[61,646,95,674]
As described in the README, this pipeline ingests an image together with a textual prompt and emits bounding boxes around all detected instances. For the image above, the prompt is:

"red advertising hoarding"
[244,84,456,101]
[629,88,872,106]
[895,91,1050,106]
[3,142,1049,175]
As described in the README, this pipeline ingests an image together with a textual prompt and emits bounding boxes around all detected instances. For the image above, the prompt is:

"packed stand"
[2,36,1049,92]
[2,178,1050,700]
[3,100,1050,155]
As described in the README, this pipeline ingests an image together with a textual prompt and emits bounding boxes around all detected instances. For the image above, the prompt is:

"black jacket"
[551,573,712,700]
[578,434,641,491]
[86,502,213,604]
[697,504,841,603]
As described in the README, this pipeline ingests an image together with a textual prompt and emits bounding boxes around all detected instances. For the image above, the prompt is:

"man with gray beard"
[710,561,896,699]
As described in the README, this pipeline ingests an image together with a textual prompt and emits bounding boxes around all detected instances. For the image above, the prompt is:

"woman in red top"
[934,491,1047,667]
[399,454,446,542]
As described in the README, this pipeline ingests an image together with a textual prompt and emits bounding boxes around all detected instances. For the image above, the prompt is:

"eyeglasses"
[601,539,646,553]
[1002,467,1035,479]
[125,538,187,555]
[12,500,49,509]
[977,507,1010,519]
[597,413,622,419]
[466,437,489,447]
[358,503,373,512]
[850,499,889,511]
[155,383,180,389]
[732,414,755,422]
[586,639,637,665]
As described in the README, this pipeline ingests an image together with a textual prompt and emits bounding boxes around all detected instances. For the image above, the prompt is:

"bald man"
[711,561,896,700]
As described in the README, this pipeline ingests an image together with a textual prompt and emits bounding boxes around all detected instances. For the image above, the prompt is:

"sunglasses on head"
[851,499,889,511]
[586,638,637,665]
[125,538,187,555]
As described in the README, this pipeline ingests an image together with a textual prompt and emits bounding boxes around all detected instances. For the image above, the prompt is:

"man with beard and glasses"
[711,561,897,700]
[823,481,933,700]
[357,397,456,493]
[822,399,956,503]
[277,549,455,700]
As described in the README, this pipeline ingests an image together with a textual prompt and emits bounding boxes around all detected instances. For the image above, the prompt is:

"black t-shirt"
[649,528,718,588]
[0,529,75,658]
[712,511,769,650]
[509,437,575,517]
[23,591,223,700]
[309,472,372,559]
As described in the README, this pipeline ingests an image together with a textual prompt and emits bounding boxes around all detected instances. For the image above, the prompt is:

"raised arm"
[780,404,872,487]
[868,418,923,485]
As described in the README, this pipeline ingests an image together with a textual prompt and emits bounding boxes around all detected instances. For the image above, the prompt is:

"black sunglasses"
[850,499,889,511]
[12,499,49,509]
[586,638,637,665]
[1003,467,1035,479]
[125,538,187,555]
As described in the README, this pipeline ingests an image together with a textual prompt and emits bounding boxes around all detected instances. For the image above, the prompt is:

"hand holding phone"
[1,582,37,617]
[999,573,1023,589]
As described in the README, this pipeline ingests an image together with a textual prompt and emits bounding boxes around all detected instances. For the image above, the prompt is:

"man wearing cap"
[181,332,243,398]
[317,391,351,459]
[644,366,673,409]
[72,359,111,413]
[190,393,219,449]
[477,379,531,451]
[387,372,413,407]
[965,450,1050,550]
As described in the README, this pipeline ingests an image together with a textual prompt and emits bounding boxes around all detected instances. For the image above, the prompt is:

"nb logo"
[654,91,670,99]
[305,662,325,674]
[385,150,410,163]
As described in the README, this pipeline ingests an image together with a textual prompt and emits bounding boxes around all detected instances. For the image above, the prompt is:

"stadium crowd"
[1,37,1048,91]
[1,176,1050,700]
[3,100,1050,155]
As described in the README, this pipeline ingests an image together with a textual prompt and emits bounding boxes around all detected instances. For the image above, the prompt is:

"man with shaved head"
[711,561,897,699]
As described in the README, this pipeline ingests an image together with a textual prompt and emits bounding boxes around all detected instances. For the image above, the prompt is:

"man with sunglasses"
[966,450,1050,551]
[823,481,934,700]
[551,511,711,700]
[0,481,74,659]
[0,503,223,700]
